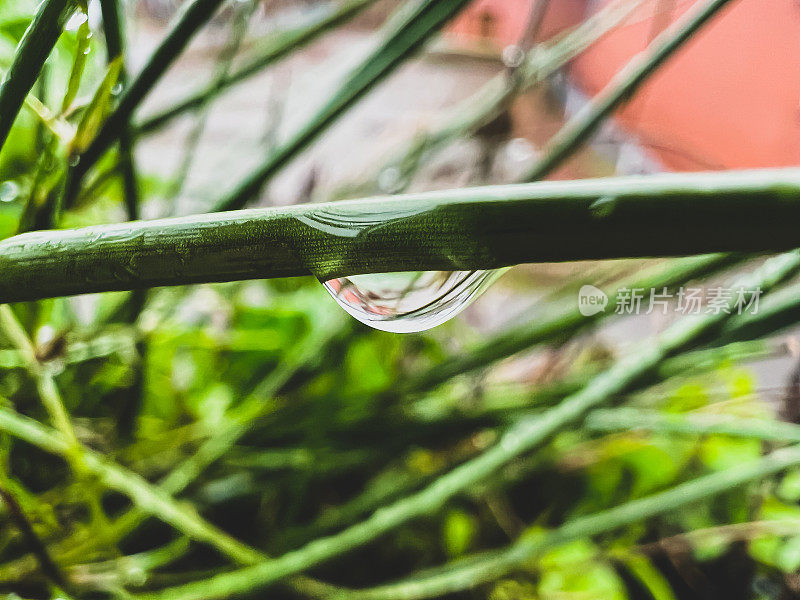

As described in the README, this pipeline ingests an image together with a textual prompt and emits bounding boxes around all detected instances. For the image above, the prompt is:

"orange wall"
[568,0,800,170]
[450,0,800,171]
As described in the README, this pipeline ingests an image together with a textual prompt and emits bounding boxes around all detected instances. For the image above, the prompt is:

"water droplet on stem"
[320,270,500,333]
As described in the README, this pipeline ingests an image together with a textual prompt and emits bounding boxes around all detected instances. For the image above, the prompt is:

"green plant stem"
[331,0,639,199]
[2,167,800,303]
[212,0,474,212]
[135,0,380,135]
[0,0,76,153]
[326,445,800,600]
[522,0,735,181]
[131,251,800,600]
[100,0,139,220]
[0,482,66,588]
[0,402,262,566]
[587,409,800,443]
[402,253,737,393]
[65,0,227,204]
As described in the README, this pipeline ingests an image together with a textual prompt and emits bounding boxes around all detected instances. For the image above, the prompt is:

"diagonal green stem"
[329,444,800,600]
[1,168,800,303]
[522,0,736,182]
[0,0,77,153]
[212,0,474,212]
[135,0,381,135]
[65,0,227,204]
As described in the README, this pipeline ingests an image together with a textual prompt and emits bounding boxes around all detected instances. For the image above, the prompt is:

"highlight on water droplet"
[320,270,501,333]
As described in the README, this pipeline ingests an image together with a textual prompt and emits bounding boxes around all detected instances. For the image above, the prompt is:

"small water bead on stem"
[320,270,502,333]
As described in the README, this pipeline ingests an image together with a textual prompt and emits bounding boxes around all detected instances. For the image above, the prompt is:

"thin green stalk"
[166,0,258,202]
[522,0,736,181]
[328,444,800,600]
[0,0,77,153]
[213,0,474,212]
[65,0,227,204]
[0,482,66,588]
[100,0,140,220]
[331,0,640,199]
[587,408,800,443]
[135,0,380,135]
[2,167,800,303]
[0,403,263,566]
[131,251,800,600]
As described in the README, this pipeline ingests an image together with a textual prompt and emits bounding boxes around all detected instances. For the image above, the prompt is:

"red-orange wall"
[450,0,800,171]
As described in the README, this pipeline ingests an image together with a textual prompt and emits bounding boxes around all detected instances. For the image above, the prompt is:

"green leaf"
[69,55,121,155]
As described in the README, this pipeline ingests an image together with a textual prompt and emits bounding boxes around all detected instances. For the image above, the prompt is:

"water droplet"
[378,166,403,193]
[321,270,499,333]
[69,154,81,167]
[0,181,20,203]
[112,82,124,95]
[65,11,88,31]
[501,44,525,69]
[82,45,92,55]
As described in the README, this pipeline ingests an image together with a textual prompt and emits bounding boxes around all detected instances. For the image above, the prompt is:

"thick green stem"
[0,0,76,153]
[131,251,800,600]
[2,168,800,303]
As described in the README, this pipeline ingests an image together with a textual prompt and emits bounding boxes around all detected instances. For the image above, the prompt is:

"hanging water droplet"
[0,181,20,203]
[298,204,504,333]
[320,270,500,333]
[68,154,81,167]
[111,82,124,95]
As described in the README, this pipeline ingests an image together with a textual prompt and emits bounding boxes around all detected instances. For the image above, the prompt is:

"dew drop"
[65,11,88,31]
[320,270,500,333]
[501,44,525,69]
[0,181,20,203]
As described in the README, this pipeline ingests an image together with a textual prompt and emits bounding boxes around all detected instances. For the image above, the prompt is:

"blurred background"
[1,0,800,598]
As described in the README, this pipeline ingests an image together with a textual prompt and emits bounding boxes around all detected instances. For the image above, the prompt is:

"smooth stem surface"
[133,251,800,600]
[0,0,76,153]
[333,445,800,600]
[523,0,735,181]
[2,168,800,303]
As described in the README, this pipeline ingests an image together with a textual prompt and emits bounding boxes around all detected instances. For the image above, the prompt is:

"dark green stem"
[65,0,227,204]
[0,0,76,153]
[100,0,139,220]
[1,168,800,303]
